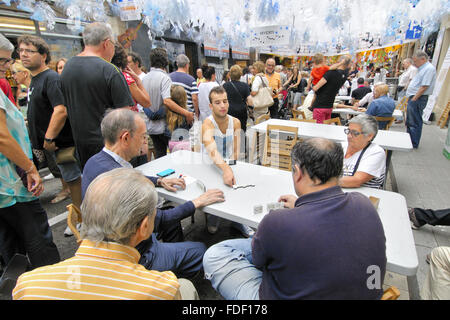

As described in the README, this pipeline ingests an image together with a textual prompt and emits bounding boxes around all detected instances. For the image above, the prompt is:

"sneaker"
[408,207,423,230]
[64,225,74,237]
[234,224,255,238]
[43,173,55,180]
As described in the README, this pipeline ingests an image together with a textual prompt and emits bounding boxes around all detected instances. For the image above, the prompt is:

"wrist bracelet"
[25,162,34,174]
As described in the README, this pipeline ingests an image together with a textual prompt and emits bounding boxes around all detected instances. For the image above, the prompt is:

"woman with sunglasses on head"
[339,114,386,189]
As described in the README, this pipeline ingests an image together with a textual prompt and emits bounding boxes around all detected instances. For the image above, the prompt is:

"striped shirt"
[169,71,198,112]
[342,142,386,189]
[13,240,180,300]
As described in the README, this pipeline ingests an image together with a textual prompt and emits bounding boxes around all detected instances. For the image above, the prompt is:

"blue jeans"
[203,238,262,300]
[406,95,428,148]
[137,234,206,279]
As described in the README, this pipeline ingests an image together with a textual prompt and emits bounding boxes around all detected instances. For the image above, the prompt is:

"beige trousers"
[420,246,450,300]
[178,278,200,300]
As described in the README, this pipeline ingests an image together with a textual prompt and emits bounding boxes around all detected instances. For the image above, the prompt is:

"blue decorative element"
[257,0,280,22]
[409,0,421,7]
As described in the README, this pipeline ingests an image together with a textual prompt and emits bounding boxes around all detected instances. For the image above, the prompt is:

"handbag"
[252,75,274,111]
[55,146,77,164]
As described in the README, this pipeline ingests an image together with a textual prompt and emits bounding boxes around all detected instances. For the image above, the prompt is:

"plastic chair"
[381,286,401,300]
[0,254,29,300]
[262,125,298,171]
[67,204,82,244]
[375,116,395,131]
[292,109,306,119]
[323,117,342,126]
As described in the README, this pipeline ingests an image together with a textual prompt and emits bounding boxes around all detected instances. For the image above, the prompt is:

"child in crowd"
[167,85,191,152]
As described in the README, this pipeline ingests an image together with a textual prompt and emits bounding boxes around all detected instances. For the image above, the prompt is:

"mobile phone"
[156,169,175,177]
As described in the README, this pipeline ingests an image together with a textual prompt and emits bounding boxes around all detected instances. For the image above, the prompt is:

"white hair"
[0,33,14,52]
[80,168,158,245]
[83,22,113,46]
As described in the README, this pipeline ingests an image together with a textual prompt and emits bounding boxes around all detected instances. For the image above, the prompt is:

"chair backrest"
[292,109,306,119]
[323,117,342,126]
[374,116,395,131]
[255,114,270,125]
[290,118,317,123]
[381,286,400,300]
[262,125,298,171]
[67,204,82,244]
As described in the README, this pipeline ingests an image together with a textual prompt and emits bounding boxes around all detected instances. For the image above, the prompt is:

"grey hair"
[403,58,413,65]
[101,108,142,144]
[83,22,113,46]
[0,33,14,52]
[80,168,158,245]
[176,54,190,68]
[348,114,378,138]
[413,50,429,60]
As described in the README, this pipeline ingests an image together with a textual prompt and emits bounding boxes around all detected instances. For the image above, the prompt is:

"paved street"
[41,119,450,300]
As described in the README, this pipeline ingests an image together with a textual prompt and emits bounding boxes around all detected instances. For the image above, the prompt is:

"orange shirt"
[311,66,330,85]
[265,72,281,98]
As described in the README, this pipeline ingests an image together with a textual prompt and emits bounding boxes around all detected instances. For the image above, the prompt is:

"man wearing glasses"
[60,22,134,169]
[17,35,82,217]
[264,58,281,119]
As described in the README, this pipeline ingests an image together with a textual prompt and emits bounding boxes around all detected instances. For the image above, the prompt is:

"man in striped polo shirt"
[170,54,199,120]
[13,168,198,300]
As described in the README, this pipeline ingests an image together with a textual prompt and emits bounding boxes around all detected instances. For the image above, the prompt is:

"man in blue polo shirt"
[170,54,199,120]
[203,138,387,300]
[405,51,436,148]
[365,83,395,129]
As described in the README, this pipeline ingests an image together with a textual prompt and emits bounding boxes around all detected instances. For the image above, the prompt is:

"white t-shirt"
[398,65,418,87]
[342,142,386,189]
[198,81,219,122]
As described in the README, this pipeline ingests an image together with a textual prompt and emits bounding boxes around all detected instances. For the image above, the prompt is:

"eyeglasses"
[16,48,39,55]
[344,128,363,137]
[0,57,15,66]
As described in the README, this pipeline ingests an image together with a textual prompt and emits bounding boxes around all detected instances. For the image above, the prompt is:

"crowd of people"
[0,21,447,301]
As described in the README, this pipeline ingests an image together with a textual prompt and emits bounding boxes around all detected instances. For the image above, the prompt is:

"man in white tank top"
[201,87,254,237]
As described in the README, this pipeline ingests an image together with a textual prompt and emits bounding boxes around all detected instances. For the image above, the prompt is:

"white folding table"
[136,150,419,299]
[249,119,413,192]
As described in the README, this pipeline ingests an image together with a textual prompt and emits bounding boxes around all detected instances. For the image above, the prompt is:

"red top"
[123,72,138,112]
[311,66,330,85]
[0,78,16,105]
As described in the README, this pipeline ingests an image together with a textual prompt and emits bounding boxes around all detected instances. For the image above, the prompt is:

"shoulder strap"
[258,75,268,88]
[352,142,372,176]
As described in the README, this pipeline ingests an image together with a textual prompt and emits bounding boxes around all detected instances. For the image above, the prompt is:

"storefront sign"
[118,0,141,21]
[249,25,290,47]
[231,46,250,60]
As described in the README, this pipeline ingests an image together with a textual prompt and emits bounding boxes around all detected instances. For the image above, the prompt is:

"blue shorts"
[50,151,81,183]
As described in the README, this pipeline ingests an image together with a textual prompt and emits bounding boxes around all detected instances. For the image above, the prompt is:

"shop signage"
[249,25,290,47]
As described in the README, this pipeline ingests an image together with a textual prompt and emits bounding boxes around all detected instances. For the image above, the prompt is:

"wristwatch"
[44,137,55,143]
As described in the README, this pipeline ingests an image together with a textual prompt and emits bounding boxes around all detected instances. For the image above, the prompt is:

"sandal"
[50,189,70,204]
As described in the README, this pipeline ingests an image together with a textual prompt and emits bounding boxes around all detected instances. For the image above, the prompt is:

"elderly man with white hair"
[397,58,417,100]
[60,22,135,169]
[82,108,225,279]
[405,50,436,149]
[13,168,199,300]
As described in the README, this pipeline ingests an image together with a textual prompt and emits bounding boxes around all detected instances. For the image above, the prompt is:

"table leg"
[384,150,398,192]
[407,274,421,300]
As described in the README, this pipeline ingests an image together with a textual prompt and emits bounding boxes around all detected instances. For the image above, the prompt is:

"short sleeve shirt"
[342,142,386,189]
[61,56,134,145]
[169,71,198,113]
[0,90,35,208]
[142,68,172,135]
[311,66,330,85]
[406,62,436,97]
[27,69,74,149]
[265,72,281,98]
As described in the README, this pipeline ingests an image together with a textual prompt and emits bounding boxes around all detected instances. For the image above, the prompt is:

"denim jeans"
[0,199,60,269]
[406,95,428,148]
[203,238,262,300]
